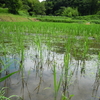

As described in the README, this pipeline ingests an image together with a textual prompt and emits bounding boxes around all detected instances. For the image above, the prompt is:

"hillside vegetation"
[0,13,38,22]
[0,8,100,24]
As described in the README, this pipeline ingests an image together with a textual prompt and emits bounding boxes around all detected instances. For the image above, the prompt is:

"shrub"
[0,8,8,13]
[18,10,29,16]
[61,7,79,17]
[90,20,100,24]
[96,11,100,15]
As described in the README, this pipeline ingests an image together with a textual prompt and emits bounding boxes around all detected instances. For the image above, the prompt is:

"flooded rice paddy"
[0,24,100,100]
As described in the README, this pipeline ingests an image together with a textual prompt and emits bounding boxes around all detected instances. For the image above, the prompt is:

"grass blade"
[0,71,19,82]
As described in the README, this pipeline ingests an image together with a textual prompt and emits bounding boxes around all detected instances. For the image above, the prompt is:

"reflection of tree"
[80,59,86,76]
[92,65,100,98]
[34,75,43,94]
[0,58,2,78]
[19,57,31,100]
[33,54,44,94]
[92,53,100,98]
[47,36,100,62]
[35,69,43,94]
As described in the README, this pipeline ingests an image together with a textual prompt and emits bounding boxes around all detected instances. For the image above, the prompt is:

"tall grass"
[0,22,100,37]
[53,63,62,100]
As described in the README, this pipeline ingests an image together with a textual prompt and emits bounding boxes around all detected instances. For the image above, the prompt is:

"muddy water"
[0,35,100,100]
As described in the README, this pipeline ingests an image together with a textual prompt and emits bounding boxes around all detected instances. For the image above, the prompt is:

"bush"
[37,17,85,23]
[73,15,100,20]
[61,7,79,17]
[96,11,100,15]
[18,10,29,16]
[90,20,100,24]
[0,8,8,13]
[7,0,21,14]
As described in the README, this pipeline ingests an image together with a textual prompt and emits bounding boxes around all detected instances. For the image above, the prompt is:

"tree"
[21,0,30,11]
[35,1,46,15]
[27,0,45,15]
[6,0,21,14]
[73,0,99,15]
[45,0,99,15]
[45,1,53,15]
[0,0,6,7]
[90,0,98,14]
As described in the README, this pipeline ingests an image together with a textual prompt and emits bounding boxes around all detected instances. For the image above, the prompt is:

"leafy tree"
[45,0,100,15]
[0,0,6,7]
[73,0,99,15]
[21,0,30,11]
[26,0,45,15]
[0,0,100,16]
[32,1,45,15]
[90,0,98,14]
[6,0,21,14]
[54,7,64,16]
[45,1,53,15]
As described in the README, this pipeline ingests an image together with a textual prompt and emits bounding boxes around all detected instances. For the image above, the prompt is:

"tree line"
[0,0,45,15]
[0,0,100,16]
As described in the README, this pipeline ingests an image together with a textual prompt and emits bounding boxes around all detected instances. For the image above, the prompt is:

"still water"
[0,35,100,100]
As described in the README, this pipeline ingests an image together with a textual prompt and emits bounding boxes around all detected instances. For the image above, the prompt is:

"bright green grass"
[36,15,100,24]
[0,13,36,22]
[0,21,100,37]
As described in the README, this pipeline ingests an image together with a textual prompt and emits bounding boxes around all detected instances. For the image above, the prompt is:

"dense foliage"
[45,0,100,16]
[0,0,100,16]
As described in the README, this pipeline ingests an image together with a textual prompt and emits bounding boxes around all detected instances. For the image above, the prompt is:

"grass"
[0,21,100,37]
[53,63,62,100]
[36,15,86,23]
[0,13,38,22]
[36,15,100,24]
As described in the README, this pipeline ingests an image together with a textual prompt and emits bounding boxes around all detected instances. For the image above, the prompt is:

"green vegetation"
[0,0,45,15]
[36,15,86,23]
[0,87,21,100]
[0,1,100,100]
[45,0,100,16]
[0,13,38,22]
[0,8,8,13]
[0,0,100,16]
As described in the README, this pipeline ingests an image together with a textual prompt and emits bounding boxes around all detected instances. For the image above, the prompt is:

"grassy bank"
[0,13,38,22]
[36,15,100,24]
[0,9,100,24]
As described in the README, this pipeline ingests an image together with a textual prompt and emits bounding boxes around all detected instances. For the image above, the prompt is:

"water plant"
[53,63,62,100]
[0,87,22,100]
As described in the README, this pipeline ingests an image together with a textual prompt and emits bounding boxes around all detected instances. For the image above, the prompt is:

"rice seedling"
[0,87,22,100]
[53,63,62,100]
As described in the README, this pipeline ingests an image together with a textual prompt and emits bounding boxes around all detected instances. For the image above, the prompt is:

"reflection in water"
[0,35,100,100]
[34,74,43,94]
[92,55,100,99]
[80,59,86,76]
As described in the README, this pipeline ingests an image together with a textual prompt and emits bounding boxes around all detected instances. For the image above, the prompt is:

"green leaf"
[44,87,51,90]
[0,71,19,82]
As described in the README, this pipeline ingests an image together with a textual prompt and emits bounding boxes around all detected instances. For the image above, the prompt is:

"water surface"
[0,34,100,100]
